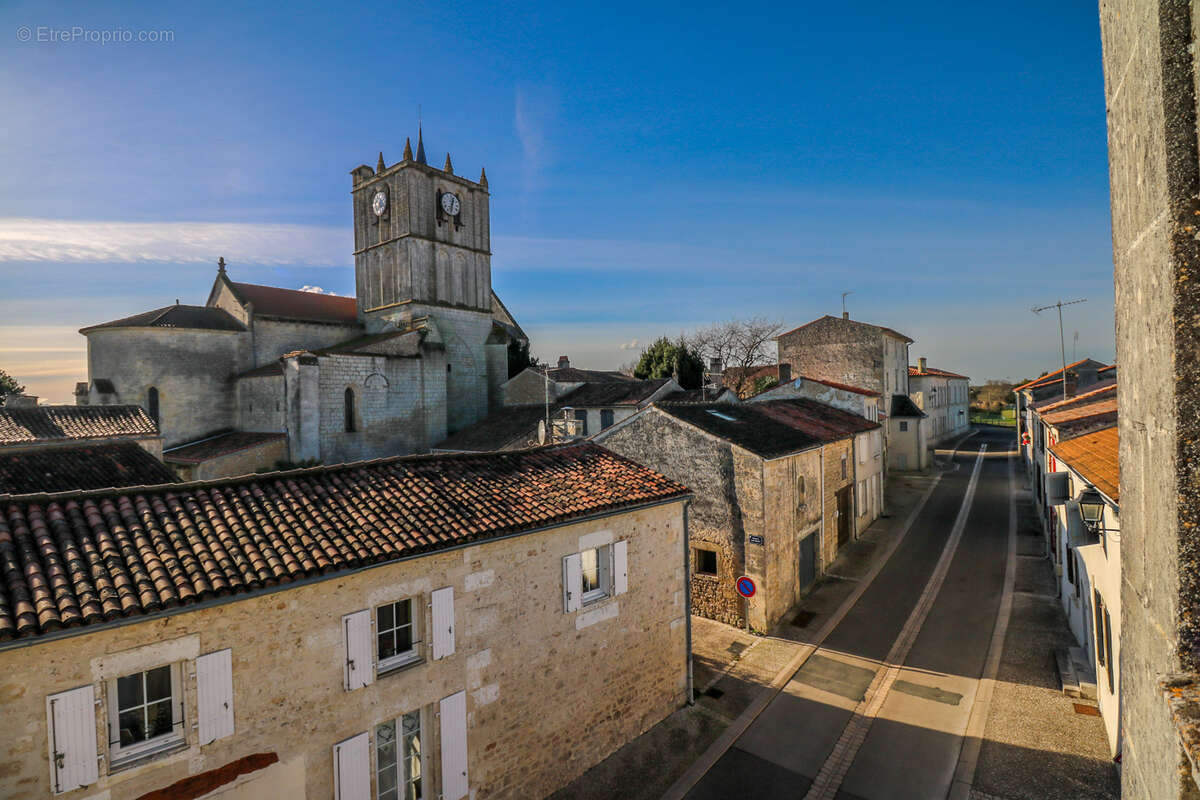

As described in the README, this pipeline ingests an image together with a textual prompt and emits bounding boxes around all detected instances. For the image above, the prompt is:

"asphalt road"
[686,429,1014,800]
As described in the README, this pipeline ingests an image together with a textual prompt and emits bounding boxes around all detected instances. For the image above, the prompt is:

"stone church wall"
[85,327,248,447]
[251,318,361,366]
[317,354,430,464]
[236,375,286,432]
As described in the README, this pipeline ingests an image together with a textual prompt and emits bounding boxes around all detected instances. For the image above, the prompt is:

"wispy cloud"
[0,218,351,267]
[299,285,348,296]
[618,338,640,351]
[514,84,558,204]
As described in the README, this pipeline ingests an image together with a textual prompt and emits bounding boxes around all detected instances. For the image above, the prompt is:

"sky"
[1,1,1116,402]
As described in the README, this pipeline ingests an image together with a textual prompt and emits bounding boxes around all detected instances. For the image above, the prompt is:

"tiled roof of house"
[1041,395,1117,427]
[776,315,913,344]
[560,379,671,408]
[654,398,878,459]
[909,365,969,380]
[433,406,549,452]
[0,444,178,495]
[0,405,158,446]
[80,305,246,334]
[0,442,688,641]
[163,432,287,465]
[802,375,879,397]
[536,366,635,383]
[889,394,926,418]
[1033,380,1117,413]
[228,281,359,324]
[1013,359,1109,391]
[1049,426,1119,502]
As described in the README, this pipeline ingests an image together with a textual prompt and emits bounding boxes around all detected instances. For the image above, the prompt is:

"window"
[376,711,422,800]
[376,598,419,672]
[840,455,847,479]
[899,421,908,432]
[600,409,615,430]
[345,387,357,433]
[146,387,159,425]
[581,545,612,603]
[108,664,183,766]
[1094,590,1106,669]
[695,548,718,576]
[573,409,588,436]
[706,409,738,422]
[795,475,806,510]
[1103,607,1114,694]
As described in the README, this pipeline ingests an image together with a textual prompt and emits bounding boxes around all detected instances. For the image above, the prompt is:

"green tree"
[750,375,779,396]
[633,337,704,390]
[507,338,537,379]
[0,368,25,403]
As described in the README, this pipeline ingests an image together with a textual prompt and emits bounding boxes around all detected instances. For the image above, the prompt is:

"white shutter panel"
[563,553,582,612]
[431,586,455,660]
[46,685,98,794]
[196,648,235,744]
[613,540,628,596]
[439,691,469,800]
[343,609,374,690]
[332,732,370,800]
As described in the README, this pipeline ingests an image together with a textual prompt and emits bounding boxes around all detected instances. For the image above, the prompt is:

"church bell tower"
[350,130,492,332]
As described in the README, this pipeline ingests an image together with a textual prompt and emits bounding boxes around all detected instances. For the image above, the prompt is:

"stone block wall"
[236,375,285,432]
[317,354,428,463]
[777,317,887,396]
[820,438,855,569]
[0,502,688,800]
[757,450,825,629]
[250,319,361,367]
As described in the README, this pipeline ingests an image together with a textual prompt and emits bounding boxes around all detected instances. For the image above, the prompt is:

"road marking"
[661,471,947,800]
[948,446,1018,799]
[803,443,988,800]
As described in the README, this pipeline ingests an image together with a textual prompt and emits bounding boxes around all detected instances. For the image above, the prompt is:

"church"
[75,132,527,476]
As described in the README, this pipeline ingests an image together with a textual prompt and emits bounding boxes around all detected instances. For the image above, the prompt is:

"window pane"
[145,665,172,702]
[117,673,144,710]
[379,631,396,660]
[147,699,174,738]
[378,603,394,631]
[378,766,398,795]
[597,545,611,591]
[395,625,413,653]
[119,708,146,745]
[581,548,599,593]
[394,600,411,626]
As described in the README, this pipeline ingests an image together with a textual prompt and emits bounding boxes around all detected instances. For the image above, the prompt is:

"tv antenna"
[841,291,853,318]
[1032,298,1087,401]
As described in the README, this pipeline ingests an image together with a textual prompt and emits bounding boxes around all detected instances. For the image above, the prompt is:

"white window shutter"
[343,609,373,690]
[46,685,98,795]
[332,732,370,800]
[196,648,235,745]
[613,540,628,596]
[432,586,456,660]
[440,691,469,800]
[563,553,582,612]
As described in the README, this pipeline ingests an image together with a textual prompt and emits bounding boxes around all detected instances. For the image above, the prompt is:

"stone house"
[886,394,929,471]
[747,374,883,423]
[0,443,690,800]
[595,399,877,631]
[907,358,970,444]
[1012,358,1110,475]
[500,356,635,407]
[75,135,526,475]
[775,313,913,408]
[1047,425,1120,756]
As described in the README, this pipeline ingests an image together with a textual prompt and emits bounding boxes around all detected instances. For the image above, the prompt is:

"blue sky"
[1,0,1115,401]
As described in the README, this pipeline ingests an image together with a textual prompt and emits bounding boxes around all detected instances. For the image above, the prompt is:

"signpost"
[736,576,756,633]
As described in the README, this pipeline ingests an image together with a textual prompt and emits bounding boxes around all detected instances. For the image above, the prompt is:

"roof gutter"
[0,493,691,654]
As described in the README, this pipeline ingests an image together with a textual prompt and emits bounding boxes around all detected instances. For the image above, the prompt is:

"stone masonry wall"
[0,502,688,800]
[1100,0,1200,796]
[777,317,887,395]
[318,354,429,463]
[758,450,825,628]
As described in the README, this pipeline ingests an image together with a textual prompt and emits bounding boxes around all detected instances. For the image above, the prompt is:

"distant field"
[970,409,1016,427]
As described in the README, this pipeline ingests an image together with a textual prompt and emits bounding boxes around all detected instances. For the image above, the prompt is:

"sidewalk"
[547,470,941,800]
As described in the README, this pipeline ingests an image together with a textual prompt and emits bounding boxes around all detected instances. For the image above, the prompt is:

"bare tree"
[687,317,782,398]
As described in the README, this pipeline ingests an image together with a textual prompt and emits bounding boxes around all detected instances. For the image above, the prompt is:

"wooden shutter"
[613,540,628,596]
[332,732,370,800]
[431,587,455,660]
[563,553,582,612]
[196,648,235,745]
[343,609,373,690]
[440,691,469,800]
[46,685,98,794]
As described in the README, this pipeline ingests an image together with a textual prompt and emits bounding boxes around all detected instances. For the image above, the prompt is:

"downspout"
[684,499,695,705]
[820,445,826,568]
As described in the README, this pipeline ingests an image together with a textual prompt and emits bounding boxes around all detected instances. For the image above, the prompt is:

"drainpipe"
[684,499,695,705]
[820,446,826,569]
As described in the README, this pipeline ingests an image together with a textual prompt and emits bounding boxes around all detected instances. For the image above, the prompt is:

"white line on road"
[803,443,988,800]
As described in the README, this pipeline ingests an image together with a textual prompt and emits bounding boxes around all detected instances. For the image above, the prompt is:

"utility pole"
[1032,298,1087,402]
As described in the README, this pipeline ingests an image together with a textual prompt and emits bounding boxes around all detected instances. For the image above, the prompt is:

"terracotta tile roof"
[1013,359,1108,391]
[1050,426,1119,502]
[560,379,672,408]
[229,281,358,324]
[80,305,245,334]
[0,444,178,495]
[0,405,158,446]
[801,375,879,397]
[536,366,635,383]
[909,365,969,380]
[654,398,878,459]
[1034,380,1116,413]
[163,432,287,465]
[0,442,688,641]
[776,315,913,344]
[1041,395,1117,427]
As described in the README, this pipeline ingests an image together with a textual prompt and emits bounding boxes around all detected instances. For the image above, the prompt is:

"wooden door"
[836,486,853,547]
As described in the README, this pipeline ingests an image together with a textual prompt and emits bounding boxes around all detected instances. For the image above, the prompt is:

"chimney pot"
[918,357,927,373]
[557,355,570,369]
[842,311,850,320]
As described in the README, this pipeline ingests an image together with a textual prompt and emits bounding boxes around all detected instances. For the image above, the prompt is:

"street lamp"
[1078,487,1106,531]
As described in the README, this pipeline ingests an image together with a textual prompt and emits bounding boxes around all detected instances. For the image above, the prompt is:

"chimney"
[3,394,38,408]
[918,357,927,373]
[843,311,850,320]
[557,355,570,369]
[778,363,791,383]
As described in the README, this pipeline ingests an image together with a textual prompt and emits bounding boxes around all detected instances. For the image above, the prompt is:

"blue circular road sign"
[736,576,757,598]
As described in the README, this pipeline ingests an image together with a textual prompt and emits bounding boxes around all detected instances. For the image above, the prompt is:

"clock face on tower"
[372,191,388,217]
[440,192,461,216]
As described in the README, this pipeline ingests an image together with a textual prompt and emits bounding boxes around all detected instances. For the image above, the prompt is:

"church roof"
[80,305,245,334]
[0,442,689,641]
[0,405,159,446]
[227,281,358,325]
[0,443,178,495]
[559,379,673,408]
[163,431,287,465]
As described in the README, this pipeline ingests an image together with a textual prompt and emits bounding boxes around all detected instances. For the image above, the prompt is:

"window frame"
[106,662,185,768]
[694,547,718,577]
[375,597,422,674]
[345,387,358,433]
[375,709,424,800]
[899,421,908,432]
[580,544,613,605]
